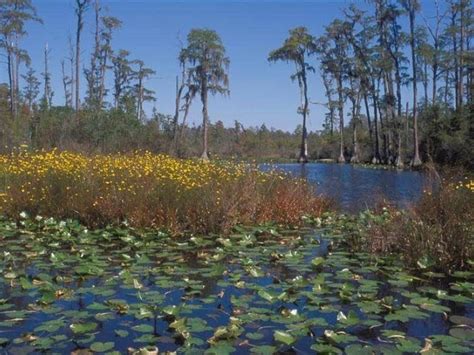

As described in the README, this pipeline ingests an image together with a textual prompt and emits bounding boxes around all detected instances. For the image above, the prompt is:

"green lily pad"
[274,330,295,345]
[114,329,129,338]
[132,324,154,333]
[90,341,115,352]
[449,315,474,327]
[70,322,98,335]
[250,345,277,354]
[449,327,474,341]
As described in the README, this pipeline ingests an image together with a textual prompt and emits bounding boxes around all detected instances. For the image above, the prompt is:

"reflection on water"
[261,163,428,211]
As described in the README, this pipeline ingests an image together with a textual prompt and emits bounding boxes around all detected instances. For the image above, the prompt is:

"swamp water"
[0,217,473,354]
[260,163,428,212]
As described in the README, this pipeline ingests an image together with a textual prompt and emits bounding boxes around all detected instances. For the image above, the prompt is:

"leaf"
[395,338,421,353]
[90,341,114,352]
[345,344,375,355]
[19,277,34,290]
[250,345,277,354]
[205,341,236,354]
[132,324,154,333]
[246,332,264,340]
[449,328,474,341]
[449,315,474,327]
[257,290,275,303]
[70,322,97,335]
[312,257,325,267]
[34,319,65,333]
[310,343,343,354]
[114,329,129,338]
[274,330,295,345]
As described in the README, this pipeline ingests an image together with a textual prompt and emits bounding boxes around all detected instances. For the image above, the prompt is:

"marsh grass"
[358,173,474,272]
[0,150,330,234]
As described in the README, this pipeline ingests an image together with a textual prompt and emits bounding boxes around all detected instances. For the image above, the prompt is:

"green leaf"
[257,289,275,303]
[310,343,343,354]
[449,328,474,341]
[114,329,129,338]
[132,324,154,333]
[345,344,375,355]
[70,322,97,334]
[449,315,474,327]
[250,345,277,354]
[90,341,115,352]
[274,330,295,345]
[312,257,325,267]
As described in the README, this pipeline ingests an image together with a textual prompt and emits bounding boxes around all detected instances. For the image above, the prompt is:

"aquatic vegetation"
[0,217,473,353]
[321,177,474,273]
[0,149,329,233]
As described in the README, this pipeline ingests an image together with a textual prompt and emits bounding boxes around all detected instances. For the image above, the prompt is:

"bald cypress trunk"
[298,65,309,163]
[75,0,89,113]
[408,1,422,167]
[336,73,345,163]
[200,77,209,160]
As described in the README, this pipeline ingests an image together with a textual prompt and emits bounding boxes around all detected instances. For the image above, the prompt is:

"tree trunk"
[322,71,335,136]
[137,76,143,121]
[98,52,107,108]
[172,67,186,154]
[336,74,345,163]
[7,49,14,117]
[69,36,75,108]
[44,44,50,108]
[363,91,374,159]
[378,76,388,164]
[385,71,397,164]
[87,0,100,106]
[350,91,361,164]
[409,2,422,167]
[200,79,209,160]
[14,41,20,115]
[371,78,381,164]
[378,103,388,164]
[75,1,88,113]
[405,101,410,156]
[444,66,450,105]
[61,60,70,107]
[432,39,439,105]
[451,9,460,110]
[395,102,408,169]
[459,1,464,108]
[298,67,309,163]
[423,61,429,109]
[76,14,81,111]
[177,95,193,156]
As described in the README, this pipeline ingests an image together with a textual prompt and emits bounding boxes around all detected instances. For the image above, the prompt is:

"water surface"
[261,163,428,212]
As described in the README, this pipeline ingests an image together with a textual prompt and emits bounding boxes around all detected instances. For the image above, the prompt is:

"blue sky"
[7,0,441,132]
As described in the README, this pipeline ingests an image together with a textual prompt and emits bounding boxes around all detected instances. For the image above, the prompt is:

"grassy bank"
[314,176,474,273]
[0,150,330,234]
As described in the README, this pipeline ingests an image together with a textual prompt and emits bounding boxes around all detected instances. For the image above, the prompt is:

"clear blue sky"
[8,0,441,132]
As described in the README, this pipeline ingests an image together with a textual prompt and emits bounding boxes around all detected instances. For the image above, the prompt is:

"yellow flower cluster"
[0,149,268,207]
[453,178,474,192]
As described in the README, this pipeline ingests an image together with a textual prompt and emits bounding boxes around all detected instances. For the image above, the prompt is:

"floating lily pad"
[70,322,98,335]
[449,315,474,327]
[274,330,296,345]
[90,341,114,352]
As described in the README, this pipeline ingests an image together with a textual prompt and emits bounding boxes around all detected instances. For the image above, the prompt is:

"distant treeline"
[0,0,472,168]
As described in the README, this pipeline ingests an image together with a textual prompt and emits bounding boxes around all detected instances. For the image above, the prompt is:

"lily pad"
[274,330,295,345]
[90,341,115,352]
[70,322,98,335]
